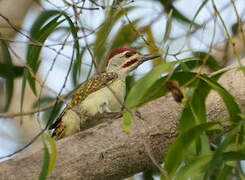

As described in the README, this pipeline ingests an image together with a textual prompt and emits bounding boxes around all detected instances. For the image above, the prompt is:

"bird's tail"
[49,109,66,139]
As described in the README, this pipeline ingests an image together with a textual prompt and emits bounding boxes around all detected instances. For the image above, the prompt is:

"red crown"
[106,47,139,67]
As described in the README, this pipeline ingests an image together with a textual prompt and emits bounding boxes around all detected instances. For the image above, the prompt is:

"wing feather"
[50,72,118,139]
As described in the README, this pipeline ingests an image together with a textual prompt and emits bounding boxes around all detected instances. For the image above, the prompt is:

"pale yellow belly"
[80,79,126,115]
[60,79,125,138]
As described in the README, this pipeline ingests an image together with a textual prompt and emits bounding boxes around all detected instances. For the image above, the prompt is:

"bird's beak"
[138,54,161,63]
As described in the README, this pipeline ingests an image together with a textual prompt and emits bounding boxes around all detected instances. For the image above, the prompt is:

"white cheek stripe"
[121,54,139,68]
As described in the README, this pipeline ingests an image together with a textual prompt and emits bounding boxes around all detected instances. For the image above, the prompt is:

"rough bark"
[0,62,245,179]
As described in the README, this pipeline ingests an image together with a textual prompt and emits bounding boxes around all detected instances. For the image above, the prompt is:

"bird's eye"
[125,51,134,58]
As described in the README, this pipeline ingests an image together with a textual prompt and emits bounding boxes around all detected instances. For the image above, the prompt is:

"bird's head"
[106,48,160,75]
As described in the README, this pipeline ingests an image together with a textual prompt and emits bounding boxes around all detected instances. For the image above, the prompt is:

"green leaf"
[125,61,175,109]
[178,72,224,132]
[137,70,224,120]
[26,15,63,95]
[0,63,24,78]
[139,71,195,106]
[175,52,220,71]
[222,151,245,161]
[175,154,212,180]
[204,127,239,179]
[110,19,140,50]
[26,10,81,95]
[158,1,199,26]
[39,143,50,180]
[61,12,81,71]
[163,122,218,178]
[20,70,27,118]
[26,10,63,95]
[193,52,221,71]
[125,75,136,97]
[146,26,163,66]
[44,104,62,126]
[32,96,56,108]
[21,11,62,120]
[216,165,233,180]
[30,10,61,38]
[200,75,241,122]
[163,9,173,43]
[189,80,208,124]
[189,0,209,29]
[32,96,62,126]
[172,7,200,27]
[0,40,14,111]
[236,66,245,72]
[178,73,224,158]
[72,48,85,87]
[123,111,133,133]
[142,168,159,180]
[94,7,135,68]
[126,58,198,109]
[47,135,57,176]
[179,73,221,131]
[5,79,13,111]
[140,67,222,109]
[32,96,62,125]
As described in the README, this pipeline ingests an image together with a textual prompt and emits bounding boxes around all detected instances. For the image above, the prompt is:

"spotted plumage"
[49,47,160,140]
[50,72,118,139]
[68,72,118,110]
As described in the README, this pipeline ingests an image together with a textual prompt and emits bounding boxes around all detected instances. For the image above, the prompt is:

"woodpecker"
[49,47,160,140]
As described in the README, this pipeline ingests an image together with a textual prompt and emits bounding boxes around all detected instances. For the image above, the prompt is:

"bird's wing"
[49,72,118,139]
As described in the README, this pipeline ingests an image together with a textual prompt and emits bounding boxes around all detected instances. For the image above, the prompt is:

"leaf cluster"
[1,0,245,179]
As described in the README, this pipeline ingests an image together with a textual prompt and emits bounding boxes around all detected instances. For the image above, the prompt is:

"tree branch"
[0,62,245,179]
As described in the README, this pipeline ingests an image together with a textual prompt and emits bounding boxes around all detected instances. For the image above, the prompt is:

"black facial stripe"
[124,51,135,58]
[122,58,138,68]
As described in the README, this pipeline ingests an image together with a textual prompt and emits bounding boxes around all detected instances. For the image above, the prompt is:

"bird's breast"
[79,79,126,115]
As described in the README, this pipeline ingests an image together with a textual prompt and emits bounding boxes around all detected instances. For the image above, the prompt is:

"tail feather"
[49,109,66,139]
[49,109,65,130]
[51,122,65,140]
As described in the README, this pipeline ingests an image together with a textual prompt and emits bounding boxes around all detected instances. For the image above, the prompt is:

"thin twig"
[212,0,244,73]
[0,35,76,160]
[230,0,245,49]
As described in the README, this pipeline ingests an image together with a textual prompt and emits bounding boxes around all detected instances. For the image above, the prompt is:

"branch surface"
[0,63,245,180]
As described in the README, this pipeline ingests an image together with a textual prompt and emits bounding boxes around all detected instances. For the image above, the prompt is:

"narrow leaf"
[0,40,14,111]
[62,13,81,66]
[94,7,135,67]
[216,165,233,180]
[164,122,218,178]
[72,48,85,87]
[222,151,245,161]
[193,52,221,71]
[126,58,198,109]
[204,127,239,179]
[5,79,13,111]
[140,71,195,106]
[47,135,57,176]
[0,63,24,78]
[175,154,212,180]
[123,111,133,134]
[20,70,27,119]
[200,75,241,122]
[39,143,50,180]
[126,61,175,109]
[146,26,163,66]
[189,0,209,29]
[32,96,55,108]
[26,15,63,95]
[172,7,200,26]
[163,9,173,43]
[30,10,61,38]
